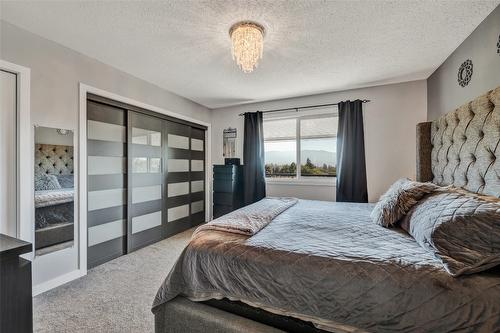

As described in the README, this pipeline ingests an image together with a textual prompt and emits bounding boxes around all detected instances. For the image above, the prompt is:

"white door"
[0,69,17,237]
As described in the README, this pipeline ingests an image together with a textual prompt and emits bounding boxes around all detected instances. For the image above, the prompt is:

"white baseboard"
[32,269,86,296]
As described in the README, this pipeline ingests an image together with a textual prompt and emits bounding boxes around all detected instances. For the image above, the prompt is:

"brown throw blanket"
[193,197,298,236]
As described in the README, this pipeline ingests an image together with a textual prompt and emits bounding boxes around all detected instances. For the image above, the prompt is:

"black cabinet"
[213,165,244,218]
[0,234,33,333]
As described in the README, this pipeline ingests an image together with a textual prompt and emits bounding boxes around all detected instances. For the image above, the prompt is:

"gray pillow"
[370,178,439,227]
[35,173,61,191]
[56,174,74,188]
[401,189,500,276]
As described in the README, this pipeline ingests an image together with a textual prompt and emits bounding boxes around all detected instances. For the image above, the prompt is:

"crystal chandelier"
[229,22,265,73]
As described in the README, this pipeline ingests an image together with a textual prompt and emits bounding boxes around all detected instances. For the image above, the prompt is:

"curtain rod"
[238,99,370,116]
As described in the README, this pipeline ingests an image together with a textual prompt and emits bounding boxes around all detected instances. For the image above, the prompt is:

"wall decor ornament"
[497,34,500,55]
[457,59,473,87]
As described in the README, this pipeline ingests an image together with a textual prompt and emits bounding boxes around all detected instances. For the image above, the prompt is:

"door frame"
[79,83,211,275]
[0,60,31,245]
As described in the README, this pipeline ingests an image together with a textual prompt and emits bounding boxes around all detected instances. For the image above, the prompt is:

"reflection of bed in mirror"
[34,142,74,250]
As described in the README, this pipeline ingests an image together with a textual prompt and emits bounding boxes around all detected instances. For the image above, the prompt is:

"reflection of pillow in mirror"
[56,174,74,188]
[35,173,61,191]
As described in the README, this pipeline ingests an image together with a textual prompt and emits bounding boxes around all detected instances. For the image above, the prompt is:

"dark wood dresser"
[0,234,33,333]
[213,165,244,219]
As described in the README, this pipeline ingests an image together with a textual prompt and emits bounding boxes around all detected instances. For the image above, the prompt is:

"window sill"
[265,178,336,187]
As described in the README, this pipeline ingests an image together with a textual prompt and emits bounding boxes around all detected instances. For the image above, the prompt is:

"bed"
[152,86,500,332]
[35,188,74,249]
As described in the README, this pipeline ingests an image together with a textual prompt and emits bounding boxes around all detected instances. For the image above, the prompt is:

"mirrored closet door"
[34,126,75,255]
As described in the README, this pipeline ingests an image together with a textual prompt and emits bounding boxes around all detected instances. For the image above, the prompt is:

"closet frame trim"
[87,93,207,131]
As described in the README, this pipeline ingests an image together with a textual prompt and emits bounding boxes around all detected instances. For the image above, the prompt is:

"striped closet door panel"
[127,111,165,252]
[189,127,206,227]
[87,100,127,269]
[166,121,192,237]
[165,122,205,237]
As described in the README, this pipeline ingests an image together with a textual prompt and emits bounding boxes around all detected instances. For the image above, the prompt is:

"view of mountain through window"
[263,115,337,179]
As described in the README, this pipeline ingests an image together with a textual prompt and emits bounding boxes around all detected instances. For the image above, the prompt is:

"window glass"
[264,118,297,178]
[132,127,161,146]
[300,117,336,177]
[264,140,297,178]
[149,158,161,173]
[133,157,161,173]
[150,132,161,146]
[132,157,148,173]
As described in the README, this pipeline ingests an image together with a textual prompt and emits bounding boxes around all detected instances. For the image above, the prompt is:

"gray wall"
[427,5,500,120]
[0,20,211,289]
[35,127,73,146]
[212,80,427,203]
[0,21,211,126]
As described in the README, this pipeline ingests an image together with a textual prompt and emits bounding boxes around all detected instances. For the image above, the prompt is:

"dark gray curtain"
[243,111,266,205]
[336,100,368,202]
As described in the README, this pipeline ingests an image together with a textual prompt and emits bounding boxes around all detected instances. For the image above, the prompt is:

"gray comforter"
[153,199,500,332]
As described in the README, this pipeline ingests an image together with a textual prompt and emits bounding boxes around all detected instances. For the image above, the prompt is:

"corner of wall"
[427,6,500,121]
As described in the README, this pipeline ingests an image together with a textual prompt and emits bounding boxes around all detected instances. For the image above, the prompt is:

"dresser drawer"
[213,165,237,175]
[213,180,236,193]
[213,173,235,182]
[213,192,234,205]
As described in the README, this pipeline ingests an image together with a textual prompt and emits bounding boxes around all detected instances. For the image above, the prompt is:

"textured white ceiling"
[1,1,498,109]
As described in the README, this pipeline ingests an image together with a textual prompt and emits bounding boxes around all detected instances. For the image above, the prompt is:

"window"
[263,112,337,181]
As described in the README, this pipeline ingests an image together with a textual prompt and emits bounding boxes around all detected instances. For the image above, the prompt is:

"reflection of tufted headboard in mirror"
[35,144,74,176]
[417,86,499,197]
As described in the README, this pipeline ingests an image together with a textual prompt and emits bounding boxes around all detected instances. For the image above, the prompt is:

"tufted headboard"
[416,86,499,197]
[35,144,74,176]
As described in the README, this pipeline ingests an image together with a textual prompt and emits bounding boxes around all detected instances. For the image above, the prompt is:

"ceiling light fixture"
[229,21,265,73]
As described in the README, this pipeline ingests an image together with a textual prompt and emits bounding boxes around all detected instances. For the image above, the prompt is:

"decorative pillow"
[35,173,61,191]
[370,178,439,227]
[401,189,500,276]
[56,174,74,188]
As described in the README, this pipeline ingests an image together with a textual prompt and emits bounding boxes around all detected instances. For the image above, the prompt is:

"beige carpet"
[34,229,193,333]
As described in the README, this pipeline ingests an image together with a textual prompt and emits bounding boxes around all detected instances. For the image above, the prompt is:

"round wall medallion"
[457,59,473,87]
